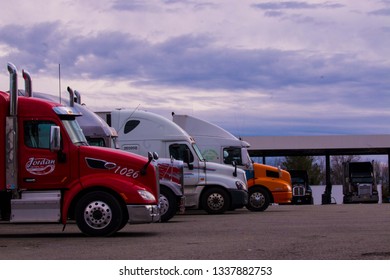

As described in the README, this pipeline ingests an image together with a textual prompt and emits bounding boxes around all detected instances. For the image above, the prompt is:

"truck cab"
[342,161,379,204]
[17,88,184,223]
[97,109,248,214]
[173,114,292,211]
[288,170,313,205]
[0,63,160,236]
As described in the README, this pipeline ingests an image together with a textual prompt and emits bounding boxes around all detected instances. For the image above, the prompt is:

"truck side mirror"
[50,126,61,152]
[152,152,159,160]
[232,161,237,177]
[141,152,154,175]
[183,149,194,170]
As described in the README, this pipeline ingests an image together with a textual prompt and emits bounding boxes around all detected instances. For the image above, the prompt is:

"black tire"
[343,195,350,204]
[117,208,130,232]
[75,191,123,237]
[117,217,129,232]
[201,187,230,214]
[159,187,177,222]
[246,187,270,212]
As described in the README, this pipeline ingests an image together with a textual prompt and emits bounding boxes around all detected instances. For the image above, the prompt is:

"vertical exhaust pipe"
[22,69,32,97]
[7,63,18,116]
[74,90,81,104]
[67,86,74,107]
[6,62,19,198]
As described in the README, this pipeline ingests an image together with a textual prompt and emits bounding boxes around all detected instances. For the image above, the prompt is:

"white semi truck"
[172,114,292,211]
[96,109,248,214]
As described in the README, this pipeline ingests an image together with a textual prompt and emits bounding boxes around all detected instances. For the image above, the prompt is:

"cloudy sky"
[1,0,389,136]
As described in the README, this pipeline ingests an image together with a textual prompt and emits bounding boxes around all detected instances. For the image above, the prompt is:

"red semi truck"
[0,63,160,236]
[22,87,185,223]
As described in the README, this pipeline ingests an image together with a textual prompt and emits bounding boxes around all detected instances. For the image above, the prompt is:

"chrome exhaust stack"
[74,90,81,104]
[67,86,74,107]
[6,63,19,197]
[7,63,18,116]
[22,69,32,97]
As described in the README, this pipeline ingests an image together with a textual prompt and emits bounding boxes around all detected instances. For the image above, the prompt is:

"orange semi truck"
[173,114,292,211]
[0,63,160,236]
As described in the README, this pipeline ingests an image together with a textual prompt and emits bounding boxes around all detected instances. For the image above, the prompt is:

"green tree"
[280,156,323,185]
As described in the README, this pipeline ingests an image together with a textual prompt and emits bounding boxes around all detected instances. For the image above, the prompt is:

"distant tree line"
[279,155,389,188]
[253,155,389,201]
[280,156,322,185]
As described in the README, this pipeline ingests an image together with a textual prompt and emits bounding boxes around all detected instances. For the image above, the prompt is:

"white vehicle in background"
[96,109,248,214]
[173,113,292,211]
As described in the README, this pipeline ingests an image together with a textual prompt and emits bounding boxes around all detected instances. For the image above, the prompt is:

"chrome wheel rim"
[159,194,170,216]
[207,193,224,211]
[83,200,112,229]
[249,192,265,208]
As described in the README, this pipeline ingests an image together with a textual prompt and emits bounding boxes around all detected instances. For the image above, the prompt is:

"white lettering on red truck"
[25,157,56,175]
[85,157,140,179]
[113,166,140,179]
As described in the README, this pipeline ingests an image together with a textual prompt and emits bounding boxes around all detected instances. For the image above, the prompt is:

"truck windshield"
[192,143,205,161]
[223,147,242,165]
[111,136,119,149]
[242,148,253,166]
[223,147,253,167]
[292,177,306,184]
[351,177,373,184]
[62,120,88,145]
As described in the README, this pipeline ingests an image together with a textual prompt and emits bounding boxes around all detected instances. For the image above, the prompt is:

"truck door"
[168,143,200,206]
[18,120,71,189]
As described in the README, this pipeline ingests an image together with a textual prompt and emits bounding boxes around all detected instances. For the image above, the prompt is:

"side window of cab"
[169,144,194,162]
[223,147,243,165]
[24,121,56,149]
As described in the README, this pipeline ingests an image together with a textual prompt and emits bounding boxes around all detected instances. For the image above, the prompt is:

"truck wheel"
[246,187,270,212]
[201,187,230,214]
[75,191,123,236]
[117,217,129,232]
[159,188,177,222]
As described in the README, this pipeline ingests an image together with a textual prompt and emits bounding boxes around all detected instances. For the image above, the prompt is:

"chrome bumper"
[127,205,160,224]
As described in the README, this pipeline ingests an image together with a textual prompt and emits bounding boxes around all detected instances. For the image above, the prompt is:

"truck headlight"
[137,190,156,202]
[235,181,246,190]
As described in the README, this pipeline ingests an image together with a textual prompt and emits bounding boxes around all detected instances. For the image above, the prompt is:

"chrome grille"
[358,184,372,196]
[293,185,305,196]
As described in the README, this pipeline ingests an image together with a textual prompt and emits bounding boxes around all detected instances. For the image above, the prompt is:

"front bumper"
[228,189,248,209]
[273,191,293,204]
[127,204,160,224]
[177,196,186,214]
[292,195,313,205]
[343,194,379,204]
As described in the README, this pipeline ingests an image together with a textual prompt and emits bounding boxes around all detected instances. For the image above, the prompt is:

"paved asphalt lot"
[0,203,389,260]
